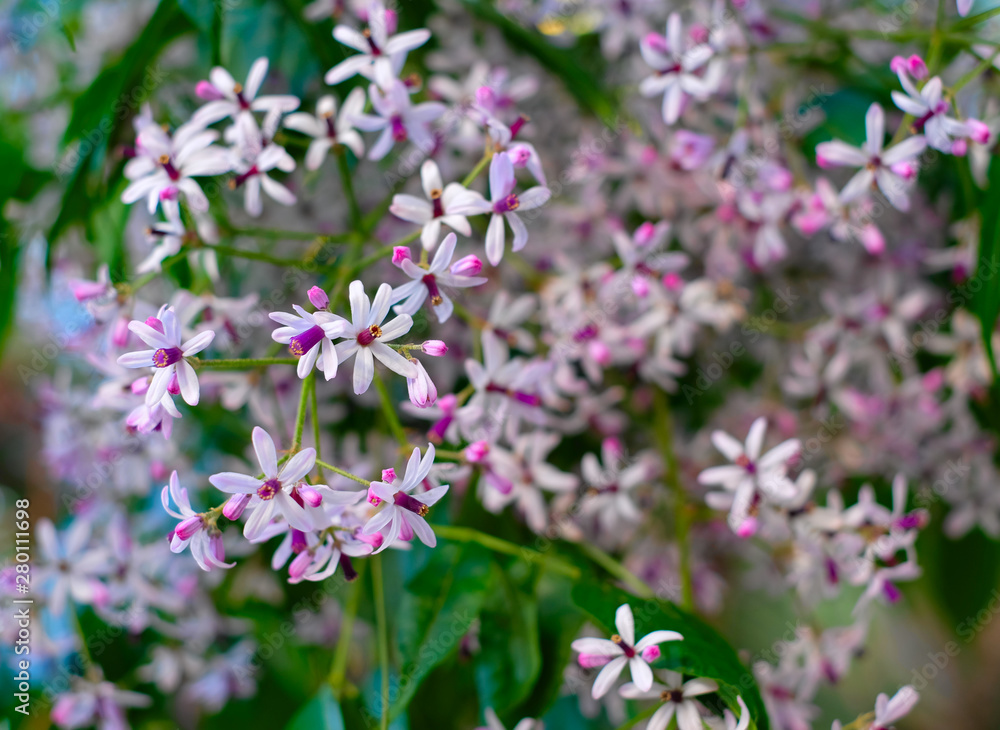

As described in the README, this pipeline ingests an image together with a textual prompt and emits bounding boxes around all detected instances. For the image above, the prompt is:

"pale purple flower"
[161,471,233,571]
[51,678,151,730]
[283,89,368,168]
[229,143,297,217]
[362,76,446,160]
[117,305,215,407]
[192,56,300,144]
[698,417,801,536]
[36,518,109,616]
[406,358,438,408]
[571,603,684,698]
[638,14,721,125]
[324,0,430,85]
[362,444,450,552]
[815,103,927,211]
[891,72,970,153]
[832,686,918,730]
[483,153,551,266]
[390,160,489,249]
[208,426,315,540]
[390,232,487,322]
[269,304,349,380]
[122,121,231,214]
[334,280,418,394]
[619,671,724,730]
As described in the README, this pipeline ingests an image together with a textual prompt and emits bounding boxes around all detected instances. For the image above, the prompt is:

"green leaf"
[571,582,768,730]
[473,563,542,717]
[285,685,346,730]
[389,543,494,718]
[970,155,1000,377]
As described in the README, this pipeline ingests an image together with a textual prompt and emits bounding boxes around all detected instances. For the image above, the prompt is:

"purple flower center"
[493,193,520,214]
[158,155,180,181]
[233,83,250,110]
[883,580,902,603]
[485,383,541,407]
[662,689,684,703]
[289,325,325,357]
[231,165,259,188]
[324,115,338,139]
[340,553,358,581]
[610,634,635,658]
[152,347,183,368]
[573,324,599,342]
[393,491,430,516]
[364,28,382,56]
[291,529,308,554]
[509,115,528,140]
[391,116,407,142]
[430,189,444,218]
[422,274,444,306]
[736,454,757,474]
[357,323,382,347]
[257,478,281,501]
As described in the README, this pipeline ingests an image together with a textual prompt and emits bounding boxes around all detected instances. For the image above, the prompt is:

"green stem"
[654,389,694,610]
[190,357,298,369]
[372,555,390,730]
[952,4,1000,30]
[430,524,581,579]
[314,459,371,486]
[952,48,1000,93]
[337,148,363,231]
[374,372,408,447]
[311,375,323,480]
[351,244,398,274]
[226,226,337,241]
[462,150,494,188]
[292,373,313,452]
[328,560,368,696]
[577,542,653,600]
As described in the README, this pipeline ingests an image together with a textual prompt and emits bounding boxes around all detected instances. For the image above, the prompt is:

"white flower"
[324,0,430,86]
[478,707,540,730]
[283,89,368,168]
[230,143,297,217]
[390,160,489,249]
[36,518,109,616]
[390,232,487,322]
[832,686,918,730]
[639,14,721,125]
[335,280,418,394]
[161,471,233,572]
[122,121,231,214]
[619,671,722,730]
[698,417,801,536]
[815,103,927,210]
[362,444,450,552]
[483,153,551,266]
[117,305,215,407]
[270,304,348,380]
[208,426,315,540]
[192,56,300,145]
[570,603,684,698]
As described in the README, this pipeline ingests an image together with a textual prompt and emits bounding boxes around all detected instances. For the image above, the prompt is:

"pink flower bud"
[289,550,313,579]
[465,440,490,463]
[357,531,384,550]
[643,32,668,55]
[736,516,759,538]
[450,254,483,277]
[662,272,683,290]
[195,80,225,100]
[131,377,150,395]
[507,144,531,167]
[392,246,412,267]
[223,493,251,520]
[631,276,650,298]
[174,515,203,541]
[298,484,323,508]
[69,279,108,302]
[307,286,329,310]
[951,139,968,157]
[907,54,928,80]
[641,645,661,662]
[422,340,448,356]
[634,221,657,246]
[381,468,397,484]
[145,316,165,334]
[689,24,709,44]
[112,316,130,347]
[890,161,917,180]
[578,652,613,669]
[860,225,885,256]
[967,118,991,145]
[589,339,612,366]
[890,55,908,74]
[407,359,438,408]
[383,8,398,35]
[475,86,496,108]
